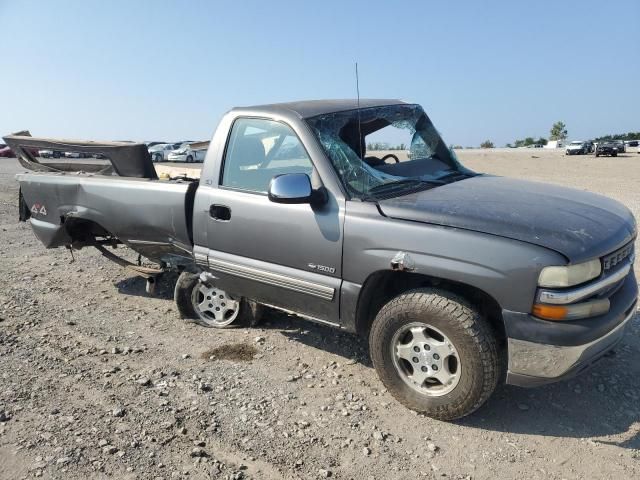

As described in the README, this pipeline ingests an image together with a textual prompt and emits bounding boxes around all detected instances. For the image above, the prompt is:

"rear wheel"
[186,155,193,163]
[154,153,162,162]
[174,272,263,328]
[193,283,240,327]
[369,288,500,420]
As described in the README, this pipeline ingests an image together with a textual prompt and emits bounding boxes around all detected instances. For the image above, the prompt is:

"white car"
[148,143,177,162]
[565,141,588,155]
[64,151,91,158]
[167,142,208,163]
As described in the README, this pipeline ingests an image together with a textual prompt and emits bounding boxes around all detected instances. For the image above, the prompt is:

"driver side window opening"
[364,124,412,164]
[221,118,314,193]
[337,116,437,168]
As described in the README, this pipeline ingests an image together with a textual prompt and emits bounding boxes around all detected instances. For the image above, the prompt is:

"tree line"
[366,142,406,151]
[593,132,640,142]
[370,122,639,151]
[477,121,568,149]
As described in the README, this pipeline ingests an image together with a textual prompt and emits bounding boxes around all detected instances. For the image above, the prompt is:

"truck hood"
[377,175,636,262]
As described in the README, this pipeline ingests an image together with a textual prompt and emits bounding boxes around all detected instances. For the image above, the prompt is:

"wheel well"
[355,271,505,342]
[62,217,111,246]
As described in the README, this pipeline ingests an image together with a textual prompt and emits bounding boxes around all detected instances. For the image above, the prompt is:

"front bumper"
[504,271,638,387]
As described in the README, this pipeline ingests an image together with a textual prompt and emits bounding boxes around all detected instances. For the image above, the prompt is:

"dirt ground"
[1,148,639,480]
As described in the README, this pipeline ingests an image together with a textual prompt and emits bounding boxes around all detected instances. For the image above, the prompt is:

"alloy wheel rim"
[191,282,240,327]
[391,322,461,397]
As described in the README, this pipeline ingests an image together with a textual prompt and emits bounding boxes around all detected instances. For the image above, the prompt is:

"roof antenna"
[355,62,363,159]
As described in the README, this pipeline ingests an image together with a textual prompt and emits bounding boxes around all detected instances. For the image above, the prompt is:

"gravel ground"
[1,150,639,480]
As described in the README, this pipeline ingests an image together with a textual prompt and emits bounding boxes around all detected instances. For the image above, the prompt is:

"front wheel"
[369,288,500,420]
[186,155,193,163]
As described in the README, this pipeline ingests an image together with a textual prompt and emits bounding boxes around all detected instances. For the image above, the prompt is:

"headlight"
[538,259,601,288]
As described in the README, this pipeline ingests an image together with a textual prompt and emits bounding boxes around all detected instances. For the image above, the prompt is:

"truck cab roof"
[232,99,407,119]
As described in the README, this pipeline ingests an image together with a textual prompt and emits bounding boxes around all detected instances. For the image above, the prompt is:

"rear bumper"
[504,271,638,387]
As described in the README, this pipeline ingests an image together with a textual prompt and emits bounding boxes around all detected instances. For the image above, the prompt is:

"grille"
[602,242,634,272]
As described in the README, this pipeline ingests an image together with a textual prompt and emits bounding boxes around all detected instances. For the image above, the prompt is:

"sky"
[1,0,638,147]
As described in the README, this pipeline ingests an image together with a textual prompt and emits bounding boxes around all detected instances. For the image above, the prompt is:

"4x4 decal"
[30,203,47,216]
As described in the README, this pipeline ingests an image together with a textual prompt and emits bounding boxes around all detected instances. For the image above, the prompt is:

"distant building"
[544,140,565,149]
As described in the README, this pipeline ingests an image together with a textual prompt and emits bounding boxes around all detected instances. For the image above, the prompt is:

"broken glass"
[306,104,471,200]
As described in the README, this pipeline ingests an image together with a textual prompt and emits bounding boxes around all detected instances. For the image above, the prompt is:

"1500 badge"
[308,263,335,274]
[31,203,47,216]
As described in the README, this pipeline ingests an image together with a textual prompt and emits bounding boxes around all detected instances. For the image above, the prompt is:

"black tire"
[595,153,599,157]
[612,152,617,157]
[369,288,500,420]
[174,272,199,320]
[174,272,264,328]
[153,153,162,163]
[186,155,193,163]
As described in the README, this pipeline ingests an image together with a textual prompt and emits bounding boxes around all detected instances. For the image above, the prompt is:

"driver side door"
[199,117,344,324]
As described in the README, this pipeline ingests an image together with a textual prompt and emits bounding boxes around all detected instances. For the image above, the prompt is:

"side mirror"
[268,173,314,204]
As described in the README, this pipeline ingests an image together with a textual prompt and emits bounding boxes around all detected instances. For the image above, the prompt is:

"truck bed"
[6,132,197,266]
[17,172,196,266]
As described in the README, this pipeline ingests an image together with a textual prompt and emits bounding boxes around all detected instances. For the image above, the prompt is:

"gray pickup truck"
[5,99,637,419]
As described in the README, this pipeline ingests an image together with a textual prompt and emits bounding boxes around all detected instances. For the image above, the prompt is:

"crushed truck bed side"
[17,172,195,266]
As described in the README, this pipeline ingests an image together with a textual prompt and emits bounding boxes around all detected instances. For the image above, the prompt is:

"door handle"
[209,204,231,221]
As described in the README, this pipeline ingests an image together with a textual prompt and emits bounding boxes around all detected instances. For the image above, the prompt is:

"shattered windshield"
[306,104,473,200]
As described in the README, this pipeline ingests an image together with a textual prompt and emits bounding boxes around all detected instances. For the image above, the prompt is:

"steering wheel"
[381,153,400,164]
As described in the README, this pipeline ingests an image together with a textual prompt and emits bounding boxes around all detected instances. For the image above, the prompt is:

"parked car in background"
[625,140,638,147]
[148,143,175,162]
[0,144,14,157]
[595,141,620,157]
[167,142,209,163]
[614,140,626,153]
[39,149,66,158]
[64,151,92,159]
[565,141,589,155]
[1,145,40,158]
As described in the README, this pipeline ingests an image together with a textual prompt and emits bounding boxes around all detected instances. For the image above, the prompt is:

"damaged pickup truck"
[6,99,637,420]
